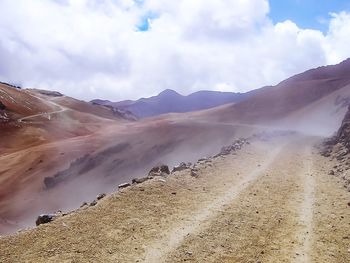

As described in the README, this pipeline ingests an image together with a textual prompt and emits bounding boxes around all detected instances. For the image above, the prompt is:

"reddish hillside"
[0,84,54,121]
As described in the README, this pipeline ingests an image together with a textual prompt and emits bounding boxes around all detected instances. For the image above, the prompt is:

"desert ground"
[1,132,349,263]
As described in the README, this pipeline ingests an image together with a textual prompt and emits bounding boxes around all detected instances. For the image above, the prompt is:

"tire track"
[292,147,315,263]
[142,145,284,263]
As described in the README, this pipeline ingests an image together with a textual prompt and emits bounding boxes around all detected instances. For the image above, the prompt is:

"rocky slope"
[321,105,350,191]
[337,105,350,150]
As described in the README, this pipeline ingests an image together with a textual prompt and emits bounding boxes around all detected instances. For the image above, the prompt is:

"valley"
[0,59,350,262]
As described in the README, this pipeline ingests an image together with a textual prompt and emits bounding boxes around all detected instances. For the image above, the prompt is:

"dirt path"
[291,147,315,263]
[0,134,349,263]
[17,94,68,122]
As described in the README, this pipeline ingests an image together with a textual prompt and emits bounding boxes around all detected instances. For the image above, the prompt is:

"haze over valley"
[1,1,350,262]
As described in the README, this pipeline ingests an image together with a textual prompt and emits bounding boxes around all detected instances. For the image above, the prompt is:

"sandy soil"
[0,133,349,263]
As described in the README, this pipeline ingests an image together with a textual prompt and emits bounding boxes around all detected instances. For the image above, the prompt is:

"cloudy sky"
[0,0,350,101]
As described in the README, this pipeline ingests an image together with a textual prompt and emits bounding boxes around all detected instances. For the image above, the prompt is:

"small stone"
[96,193,106,200]
[191,169,199,178]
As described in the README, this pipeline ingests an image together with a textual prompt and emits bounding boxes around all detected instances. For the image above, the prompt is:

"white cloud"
[0,0,349,101]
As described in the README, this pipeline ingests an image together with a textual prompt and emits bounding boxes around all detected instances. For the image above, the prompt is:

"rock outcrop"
[321,106,350,191]
[172,162,192,173]
[35,214,58,226]
[337,105,350,151]
[148,165,170,177]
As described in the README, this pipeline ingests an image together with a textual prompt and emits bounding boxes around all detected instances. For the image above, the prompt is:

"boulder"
[118,182,131,189]
[132,177,149,184]
[90,200,97,206]
[172,162,191,173]
[148,165,170,177]
[36,214,57,226]
[96,193,106,200]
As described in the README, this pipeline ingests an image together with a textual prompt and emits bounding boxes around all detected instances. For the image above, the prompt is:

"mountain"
[91,89,247,118]
[1,59,350,235]
[201,58,350,136]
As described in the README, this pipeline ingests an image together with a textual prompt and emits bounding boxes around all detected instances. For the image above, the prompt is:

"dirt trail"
[17,95,68,122]
[0,134,349,263]
[143,145,284,262]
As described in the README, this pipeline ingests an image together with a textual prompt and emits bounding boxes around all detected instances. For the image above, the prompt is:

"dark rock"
[132,177,149,184]
[118,183,131,189]
[36,214,57,226]
[191,169,199,178]
[0,101,6,110]
[80,202,88,208]
[97,193,106,200]
[160,165,170,174]
[329,170,335,175]
[148,165,170,177]
[172,162,191,173]
[90,200,97,206]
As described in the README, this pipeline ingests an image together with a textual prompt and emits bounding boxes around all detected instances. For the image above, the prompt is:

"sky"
[0,0,350,101]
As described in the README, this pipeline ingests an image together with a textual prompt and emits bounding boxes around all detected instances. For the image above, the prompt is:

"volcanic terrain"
[0,59,350,263]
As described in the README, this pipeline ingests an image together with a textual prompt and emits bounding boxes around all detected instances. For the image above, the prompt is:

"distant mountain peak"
[158,89,181,97]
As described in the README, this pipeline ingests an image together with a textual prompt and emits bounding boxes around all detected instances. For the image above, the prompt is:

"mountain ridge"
[91,89,247,118]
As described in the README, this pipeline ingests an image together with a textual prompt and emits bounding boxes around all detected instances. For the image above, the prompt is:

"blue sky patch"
[136,12,158,32]
[269,0,350,32]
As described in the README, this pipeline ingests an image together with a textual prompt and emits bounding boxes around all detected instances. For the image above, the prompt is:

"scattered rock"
[329,170,335,175]
[35,214,57,226]
[96,193,106,200]
[214,138,249,158]
[80,202,88,208]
